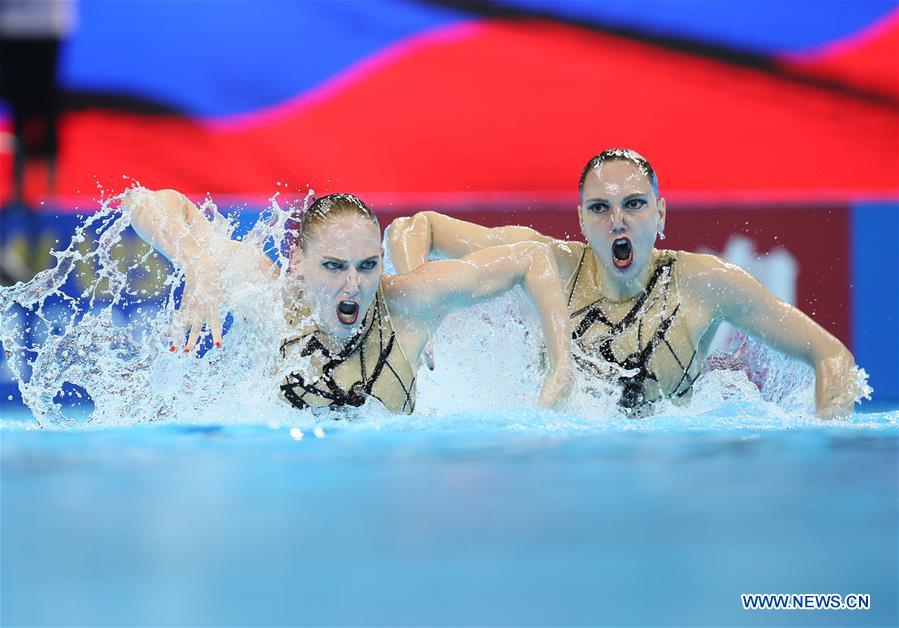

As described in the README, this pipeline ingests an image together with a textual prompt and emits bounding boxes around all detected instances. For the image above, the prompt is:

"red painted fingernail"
[183,347,190,353]
[170,345,176,352]
[215,341,222,348]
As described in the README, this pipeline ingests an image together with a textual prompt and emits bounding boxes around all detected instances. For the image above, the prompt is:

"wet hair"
[295,193,380,252]
[578,148,659,199]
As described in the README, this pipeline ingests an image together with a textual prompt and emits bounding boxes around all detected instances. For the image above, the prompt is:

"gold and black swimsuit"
[279,290,417,414]
[566,247,702,412]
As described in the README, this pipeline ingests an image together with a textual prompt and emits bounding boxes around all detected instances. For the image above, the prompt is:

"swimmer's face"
[578,159,666,279]
[294,215,383,339]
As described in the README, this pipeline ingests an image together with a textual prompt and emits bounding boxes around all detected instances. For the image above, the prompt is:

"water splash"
[0,189,875,430]
[1,188,308,427]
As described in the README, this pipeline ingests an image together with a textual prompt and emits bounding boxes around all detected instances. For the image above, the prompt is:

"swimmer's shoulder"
[671,250,753,310]
[551,239,587,281]
[675,250,739,277]
[381,275,422,321]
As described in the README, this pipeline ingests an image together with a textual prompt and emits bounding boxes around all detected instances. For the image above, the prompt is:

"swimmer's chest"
[566,249,702,401]
[279,301,417,414]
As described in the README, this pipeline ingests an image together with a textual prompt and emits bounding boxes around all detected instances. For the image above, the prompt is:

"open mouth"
[611,237,633,270]
[336,300,359,325]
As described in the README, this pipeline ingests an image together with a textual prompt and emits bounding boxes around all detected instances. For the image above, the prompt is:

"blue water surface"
[1,407,897,627]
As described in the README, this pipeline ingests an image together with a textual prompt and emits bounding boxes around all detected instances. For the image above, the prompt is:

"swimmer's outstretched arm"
[680,252,859,419]
[385,241,575,408]
[388,211,582,279]
[125,187,274,351]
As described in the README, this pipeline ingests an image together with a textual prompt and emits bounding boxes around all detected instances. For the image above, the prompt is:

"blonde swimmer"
[126,189,574,414]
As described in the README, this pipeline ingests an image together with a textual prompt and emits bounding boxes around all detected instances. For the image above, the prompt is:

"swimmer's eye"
[624,198,647,210]
[586,202,609,214]
[322,260,347,271]
[358,259,379,271]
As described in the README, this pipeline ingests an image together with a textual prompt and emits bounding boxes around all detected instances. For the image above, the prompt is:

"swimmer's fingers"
[184,314,204,353]
[817,385,855,419]
[168,306,191,351]
[815,358,857,419]
[208,308,223,348]
[423,338,435,371]
[538,363,575,409]
[817,400,854,420]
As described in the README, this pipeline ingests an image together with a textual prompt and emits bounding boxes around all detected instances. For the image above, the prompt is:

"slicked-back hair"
[578,149,659,199]
[295,193,380,252]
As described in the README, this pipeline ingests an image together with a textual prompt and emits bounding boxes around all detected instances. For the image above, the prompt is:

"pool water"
[2,408,896,627]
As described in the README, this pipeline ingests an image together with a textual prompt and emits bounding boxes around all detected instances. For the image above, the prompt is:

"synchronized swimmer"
[125,189,574,414]
[388,149,860,418]
[122,148,861,419]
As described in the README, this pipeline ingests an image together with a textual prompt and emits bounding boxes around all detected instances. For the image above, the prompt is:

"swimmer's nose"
[344,268,360,296]
[609,207,626,233]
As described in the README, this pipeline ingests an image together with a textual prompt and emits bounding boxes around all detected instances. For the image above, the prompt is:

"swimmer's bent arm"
[387,211,582,279]
[126,188,221,266]
[682,252,859,419]
[124,187,274,351]
[386,241,574,408]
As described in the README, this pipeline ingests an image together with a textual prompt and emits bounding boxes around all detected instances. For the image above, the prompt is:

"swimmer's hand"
[539,362,575,409]
[422,337,435,371]
[171,257,226,353]
[814,350,858,419]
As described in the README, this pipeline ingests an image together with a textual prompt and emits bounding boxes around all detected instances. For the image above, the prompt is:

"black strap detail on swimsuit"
[279,294,416,413]
[571,258,675,339]
[569,254,698,410]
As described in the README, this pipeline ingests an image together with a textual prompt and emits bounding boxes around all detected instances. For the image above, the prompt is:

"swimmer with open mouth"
[127,190,576,414]
[611,237,633,270]
[336,300,359,325]
[389,148,862,418]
